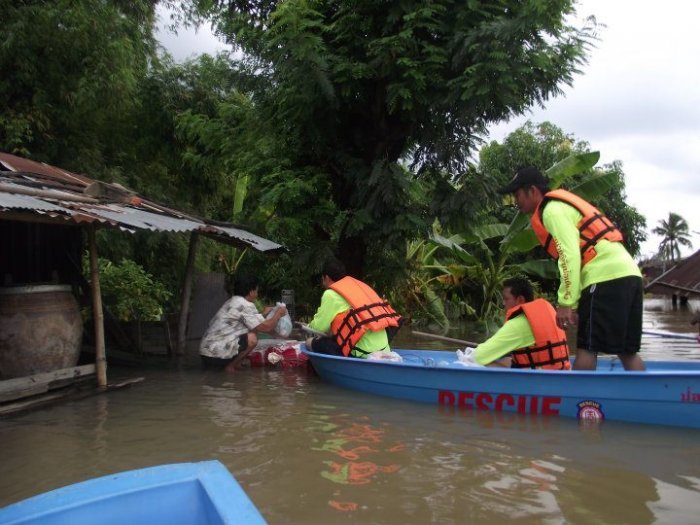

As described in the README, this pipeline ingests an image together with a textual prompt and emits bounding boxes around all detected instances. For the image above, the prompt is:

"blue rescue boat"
[0,460,267,525]
[304,348,700,429]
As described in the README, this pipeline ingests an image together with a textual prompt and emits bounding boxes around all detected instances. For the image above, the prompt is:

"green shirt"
[473,315,534,365]
[542,200,641,308]
[308,289,390,355]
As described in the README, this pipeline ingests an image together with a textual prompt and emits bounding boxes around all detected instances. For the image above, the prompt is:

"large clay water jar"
[0,285,83,379]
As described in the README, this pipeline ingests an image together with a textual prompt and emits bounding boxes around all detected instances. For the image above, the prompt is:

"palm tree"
[652,213,693,262]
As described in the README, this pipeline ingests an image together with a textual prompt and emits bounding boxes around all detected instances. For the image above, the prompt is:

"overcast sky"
[157,0,700,259]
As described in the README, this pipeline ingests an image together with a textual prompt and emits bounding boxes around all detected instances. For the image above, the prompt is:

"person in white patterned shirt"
[199,274,288,372]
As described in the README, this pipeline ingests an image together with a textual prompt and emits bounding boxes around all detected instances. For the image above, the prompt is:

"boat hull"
[305,348,700,429]
[0,461,267,525]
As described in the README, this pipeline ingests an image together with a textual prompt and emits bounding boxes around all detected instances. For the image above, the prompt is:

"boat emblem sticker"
[577,400,604,421]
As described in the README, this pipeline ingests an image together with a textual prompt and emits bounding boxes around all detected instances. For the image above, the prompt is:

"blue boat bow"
[0,460,267,525]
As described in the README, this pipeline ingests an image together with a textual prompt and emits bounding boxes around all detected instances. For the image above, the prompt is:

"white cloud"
[155,5,230,62]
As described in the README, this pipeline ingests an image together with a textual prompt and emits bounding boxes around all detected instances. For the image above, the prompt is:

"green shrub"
[87,257,172,322]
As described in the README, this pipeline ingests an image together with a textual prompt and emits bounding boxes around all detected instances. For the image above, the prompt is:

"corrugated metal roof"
[0,153,92,187]
[0,152,284,253]
[81,203,205,233]
[645,250,700,296]
[0,191,67,213]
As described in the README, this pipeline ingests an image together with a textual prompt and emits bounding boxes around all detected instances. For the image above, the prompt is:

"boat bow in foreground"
[0,460,267,525]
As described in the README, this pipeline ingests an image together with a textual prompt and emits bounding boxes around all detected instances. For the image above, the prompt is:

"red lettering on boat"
[439,391,456,405]
[476,393,492,410]
[495,394,514,411]
[680,387,700,403]
[438,390,561,415]
[458,392,473,408]
[530,396,539,413]
[517,395,527,413]
[541,396,560,415]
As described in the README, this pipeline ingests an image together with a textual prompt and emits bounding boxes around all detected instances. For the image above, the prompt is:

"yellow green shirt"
[308,289,390,355]
[473,315,534,365]
[542,200,641,308]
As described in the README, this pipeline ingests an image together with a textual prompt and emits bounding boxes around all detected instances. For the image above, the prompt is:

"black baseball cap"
[497,167,549,194]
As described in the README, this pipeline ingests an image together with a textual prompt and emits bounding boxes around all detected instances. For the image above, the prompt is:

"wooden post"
[411,330,479,348]
[88,225,107,388]
[176,232,199,356]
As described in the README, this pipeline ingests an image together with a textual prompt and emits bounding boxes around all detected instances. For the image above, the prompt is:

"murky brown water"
[1,297,699,524]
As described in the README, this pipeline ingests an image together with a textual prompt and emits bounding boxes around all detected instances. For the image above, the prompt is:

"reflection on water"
[641,297,700,361]
[309,411,403,513]
[1,296,699,524]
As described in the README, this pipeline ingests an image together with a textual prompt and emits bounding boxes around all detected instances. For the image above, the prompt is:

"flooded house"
[645,250,700,306]
[0,152,283,414]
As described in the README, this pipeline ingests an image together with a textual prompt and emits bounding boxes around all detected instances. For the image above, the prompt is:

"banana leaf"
[232,174,249,220]
[569,171,618,201]
[501,211,530,245]
[546,151,600,188]
[470,223,510,242]
[514,259,559,280]
[505,228,539,253]
[422,287,449,329]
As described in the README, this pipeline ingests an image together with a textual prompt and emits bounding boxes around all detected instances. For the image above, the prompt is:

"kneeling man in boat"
[471,277,571,370]
[305,258,402,358]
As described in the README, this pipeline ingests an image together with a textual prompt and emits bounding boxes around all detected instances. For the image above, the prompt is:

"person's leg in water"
[225,332,258,373]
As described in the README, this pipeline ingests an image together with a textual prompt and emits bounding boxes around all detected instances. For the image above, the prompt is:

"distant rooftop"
[645,249,700,297]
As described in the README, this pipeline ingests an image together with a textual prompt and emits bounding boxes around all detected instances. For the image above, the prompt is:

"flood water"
[1,297,700,524]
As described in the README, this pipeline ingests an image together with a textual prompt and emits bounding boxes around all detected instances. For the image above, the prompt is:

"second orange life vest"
[505,298,571,370]
[530,189,623,267]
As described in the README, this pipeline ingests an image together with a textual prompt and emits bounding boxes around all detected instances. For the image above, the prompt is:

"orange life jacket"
[530,189,623,267]
[329,276,402,357]
[505,298,571,370]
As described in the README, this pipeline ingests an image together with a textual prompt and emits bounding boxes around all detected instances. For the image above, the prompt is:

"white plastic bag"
[266,302,293,338]
[454,347,483,367]
[367,350,403,363]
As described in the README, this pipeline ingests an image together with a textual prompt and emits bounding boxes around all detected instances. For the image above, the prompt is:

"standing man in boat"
[469,277,571,369]
[304,258,402,358]
[498,167,645,371]
[199,274,288,372]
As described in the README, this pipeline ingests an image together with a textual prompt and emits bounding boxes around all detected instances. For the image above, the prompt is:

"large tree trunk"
[337,234,367,279]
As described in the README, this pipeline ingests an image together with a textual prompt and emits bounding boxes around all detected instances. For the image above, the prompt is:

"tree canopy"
[478,121,647,256]
[0,0,158,174]
[8,0,657,324]
[178,0,597,276]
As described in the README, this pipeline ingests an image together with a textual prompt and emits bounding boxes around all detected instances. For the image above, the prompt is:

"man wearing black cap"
[498,167,645,371]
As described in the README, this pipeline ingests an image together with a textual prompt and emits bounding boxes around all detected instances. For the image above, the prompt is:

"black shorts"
[309,336,367,359]
[577,276,643,355]
[201,334,250,368]
[309,336,344,356]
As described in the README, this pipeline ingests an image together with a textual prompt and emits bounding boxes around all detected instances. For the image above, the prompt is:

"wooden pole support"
[88,225,107,388]
[176,232,199,356]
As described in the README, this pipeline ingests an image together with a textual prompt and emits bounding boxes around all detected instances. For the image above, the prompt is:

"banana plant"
[501,151,609,248]
[218,173,250,275]
[389,237,457,329]
[430,151,617,324]
[430,226,557,323]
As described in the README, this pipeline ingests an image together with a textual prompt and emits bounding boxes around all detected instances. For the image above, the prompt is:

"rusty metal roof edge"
[200,223,285,252]
[0,153,285,252]
[645,282,700,296]
[644,249,700,293]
